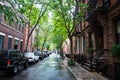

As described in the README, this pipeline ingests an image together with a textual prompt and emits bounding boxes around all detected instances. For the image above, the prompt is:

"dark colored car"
[43,50,49,57]
[0,49,28,74]
[34,51,43,60]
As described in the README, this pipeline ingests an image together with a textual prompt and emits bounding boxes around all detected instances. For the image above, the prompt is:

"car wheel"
[24,62,28,69]
[33,60,36,63]
[12,64,18,74]
[38,59,39,61]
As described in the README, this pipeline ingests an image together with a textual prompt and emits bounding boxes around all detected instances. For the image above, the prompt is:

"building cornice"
[1,22,24,36]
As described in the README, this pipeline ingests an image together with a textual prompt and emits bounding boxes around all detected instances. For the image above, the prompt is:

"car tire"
[12,64,18,74]
[24,62,28,69]
[33,60,35,63]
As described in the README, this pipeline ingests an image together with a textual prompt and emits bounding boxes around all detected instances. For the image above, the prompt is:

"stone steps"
[82,59,97,72]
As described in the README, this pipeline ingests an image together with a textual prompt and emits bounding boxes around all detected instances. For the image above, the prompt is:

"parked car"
[0,49,28,74]
[24,52,39,63]
[34,51,43,60]
[43,50,49,57]
[48,50,52,55]
[34,53,39,62]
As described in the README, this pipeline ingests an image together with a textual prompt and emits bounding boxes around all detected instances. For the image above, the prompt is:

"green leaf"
[111,44,120,58]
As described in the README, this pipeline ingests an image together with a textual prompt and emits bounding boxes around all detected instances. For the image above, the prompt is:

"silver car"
[24,52,39,63]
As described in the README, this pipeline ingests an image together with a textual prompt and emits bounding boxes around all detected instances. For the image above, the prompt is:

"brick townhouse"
[74,0,120,79]
[0,0,34,52]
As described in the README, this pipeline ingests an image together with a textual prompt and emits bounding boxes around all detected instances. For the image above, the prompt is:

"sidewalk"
[62,57,109,80]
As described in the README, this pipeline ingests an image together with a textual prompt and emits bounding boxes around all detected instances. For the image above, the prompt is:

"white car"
[34,53,39,62]
[24,52,38,63]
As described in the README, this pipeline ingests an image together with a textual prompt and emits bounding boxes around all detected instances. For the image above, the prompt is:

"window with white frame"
[8,37,12,49]
[81,36,84,53]
[20,41,23,51]
[14,39,19,49]
[77,38,79,53]
[83,36,85,52]
[0,35,4,49]
[116,20,120,44]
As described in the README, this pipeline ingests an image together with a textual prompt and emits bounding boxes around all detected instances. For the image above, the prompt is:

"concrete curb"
[62,60,80,80]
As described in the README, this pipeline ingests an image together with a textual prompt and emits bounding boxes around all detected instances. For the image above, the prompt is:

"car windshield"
[0,50,8,59]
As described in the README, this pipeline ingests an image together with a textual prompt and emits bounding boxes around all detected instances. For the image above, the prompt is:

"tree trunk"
[69,35,74,62]
[25,36,29,52]
[25,6,48,52]
[25,27,30,52]
[41,37,47,59]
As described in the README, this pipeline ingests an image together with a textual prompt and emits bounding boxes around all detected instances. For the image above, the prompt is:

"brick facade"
[74,0,120,79]
[0,20,24,49]
[0,1,34,52]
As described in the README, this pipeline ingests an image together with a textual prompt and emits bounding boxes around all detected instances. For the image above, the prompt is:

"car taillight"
[7,60,11,65]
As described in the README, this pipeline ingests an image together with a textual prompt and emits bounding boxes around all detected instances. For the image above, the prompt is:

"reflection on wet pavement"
[0,53,75,80]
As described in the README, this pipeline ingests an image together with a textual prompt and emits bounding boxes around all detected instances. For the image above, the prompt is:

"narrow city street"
[0,53,75,80]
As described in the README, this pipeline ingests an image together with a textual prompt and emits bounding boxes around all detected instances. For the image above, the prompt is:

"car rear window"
[0,50,8,59]
[34,52,40,56]
[9,51,18,59]
[25,52,34,56]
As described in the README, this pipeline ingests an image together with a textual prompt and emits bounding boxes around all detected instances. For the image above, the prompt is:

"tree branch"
[28,5,48,37]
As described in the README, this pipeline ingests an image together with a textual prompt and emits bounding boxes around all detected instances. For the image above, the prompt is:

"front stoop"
[81,60,97,72]
[62,58,109,80]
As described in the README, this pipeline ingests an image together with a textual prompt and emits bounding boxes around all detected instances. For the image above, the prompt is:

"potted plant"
[110,44,120,80]
[87,48,93,54]
[110,44,120,59]
[68,60,75,66]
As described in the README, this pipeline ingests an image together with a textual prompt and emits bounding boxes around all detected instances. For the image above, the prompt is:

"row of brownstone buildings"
[0,1,36,52]
[63,0,120,79]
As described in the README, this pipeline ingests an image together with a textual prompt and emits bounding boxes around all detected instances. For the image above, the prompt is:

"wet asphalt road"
[0,53,75,80]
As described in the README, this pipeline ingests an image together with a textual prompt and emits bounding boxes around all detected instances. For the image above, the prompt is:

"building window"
[20,41,23,51]
[83,36,86,51]
[116,20,120,44]
[22,26,24,33]
[77,38,80,53]
[0,35,4,49]
[14,39,19,49]
[89,32,95,49]
[89,33,93,48]
[8,37,12,49]
[4,16,8,24]
[81,36,85,52]
[19,23,21,31]
[15,21,18,30]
